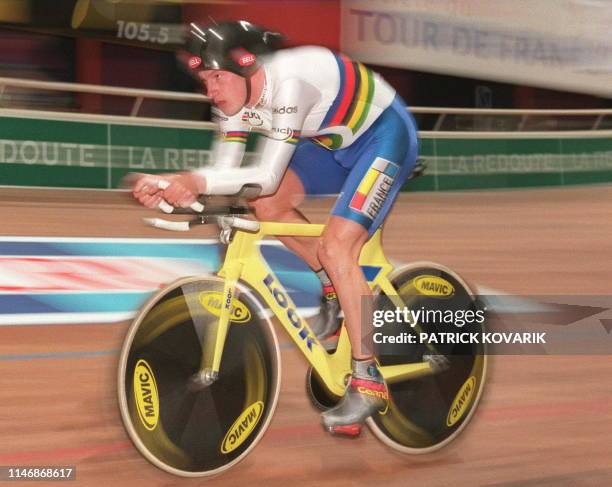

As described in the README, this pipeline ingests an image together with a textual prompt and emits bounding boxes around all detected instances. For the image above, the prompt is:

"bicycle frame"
[210,222,437,397]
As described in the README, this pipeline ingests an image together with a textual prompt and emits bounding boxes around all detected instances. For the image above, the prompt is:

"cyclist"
[130,20,419,437]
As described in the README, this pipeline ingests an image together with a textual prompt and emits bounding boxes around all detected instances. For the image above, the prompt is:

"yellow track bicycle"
[118,199,487,477]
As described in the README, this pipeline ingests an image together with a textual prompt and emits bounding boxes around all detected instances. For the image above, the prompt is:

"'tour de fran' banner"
[341,0,612,97]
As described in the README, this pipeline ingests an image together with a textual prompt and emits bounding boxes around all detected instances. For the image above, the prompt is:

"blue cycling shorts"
[288,95,418,236]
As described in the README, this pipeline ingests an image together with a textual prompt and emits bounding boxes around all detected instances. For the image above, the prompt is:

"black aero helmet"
[188,20,283,77]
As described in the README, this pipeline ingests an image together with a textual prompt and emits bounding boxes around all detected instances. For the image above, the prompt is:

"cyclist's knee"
[248,196,290,220]
[318,234,359,274]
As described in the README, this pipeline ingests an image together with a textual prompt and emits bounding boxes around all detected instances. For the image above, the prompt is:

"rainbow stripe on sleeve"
[268,129,301,145]
[222,131,249,143]
[314,53,375,150]
[287,129,301,145]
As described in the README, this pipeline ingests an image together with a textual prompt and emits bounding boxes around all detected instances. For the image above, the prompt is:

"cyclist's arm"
[137,109,249,201]
[211,108,249,169]
[196,79,318,195]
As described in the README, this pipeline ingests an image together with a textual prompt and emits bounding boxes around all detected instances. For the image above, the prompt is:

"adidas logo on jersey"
[273,106,298,115]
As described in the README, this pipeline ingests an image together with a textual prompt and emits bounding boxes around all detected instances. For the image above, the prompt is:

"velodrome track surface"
[1,186,611,486]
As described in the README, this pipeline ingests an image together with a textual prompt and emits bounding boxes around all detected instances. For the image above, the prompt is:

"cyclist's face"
[199,70,246,116]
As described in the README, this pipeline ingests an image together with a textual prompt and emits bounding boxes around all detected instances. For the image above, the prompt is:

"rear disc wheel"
[368,263,487,453]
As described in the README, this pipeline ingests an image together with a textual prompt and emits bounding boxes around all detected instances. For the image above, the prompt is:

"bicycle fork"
[190,262,243,389]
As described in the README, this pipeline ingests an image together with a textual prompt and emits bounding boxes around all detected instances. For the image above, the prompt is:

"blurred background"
[0,0,610,191]
[0,0,610,119]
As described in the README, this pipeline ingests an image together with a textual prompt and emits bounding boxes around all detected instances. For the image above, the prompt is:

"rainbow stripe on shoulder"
[313,53,375,150]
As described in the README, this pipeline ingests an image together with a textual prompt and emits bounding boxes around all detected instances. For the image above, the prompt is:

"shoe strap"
[350,377,387,392]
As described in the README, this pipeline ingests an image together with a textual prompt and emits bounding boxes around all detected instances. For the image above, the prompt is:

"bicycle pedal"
[423,354,450,373]
[328,424,362,437]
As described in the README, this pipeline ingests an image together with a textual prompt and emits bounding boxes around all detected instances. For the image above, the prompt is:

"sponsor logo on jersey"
[133,360,159,431]
[413,275,455,298]
[273,105,298,114]
[199,291,251,323]
[270,127,300,144]
[242,110,263,126]
[221,401,264,453]
[271,126,292,138]
[447,376,476,427]
[349,157,399,220]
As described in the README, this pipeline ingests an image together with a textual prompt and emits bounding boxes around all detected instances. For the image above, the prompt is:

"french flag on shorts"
[349,157,399,220]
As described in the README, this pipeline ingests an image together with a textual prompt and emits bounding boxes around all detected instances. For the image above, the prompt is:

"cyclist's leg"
[317,212,389,436]
[323,95,418,356]
[248,168,319,269]
[319,96,419,435]
[248,139,348,270]
[318,216,371,355]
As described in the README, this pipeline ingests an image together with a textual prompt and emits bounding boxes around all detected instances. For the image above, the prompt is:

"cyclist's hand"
[160,172,205,208]
[126,172,206,209]
[126,173,166,209]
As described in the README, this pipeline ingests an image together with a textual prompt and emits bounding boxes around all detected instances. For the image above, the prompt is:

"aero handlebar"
[143,180,259,234]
